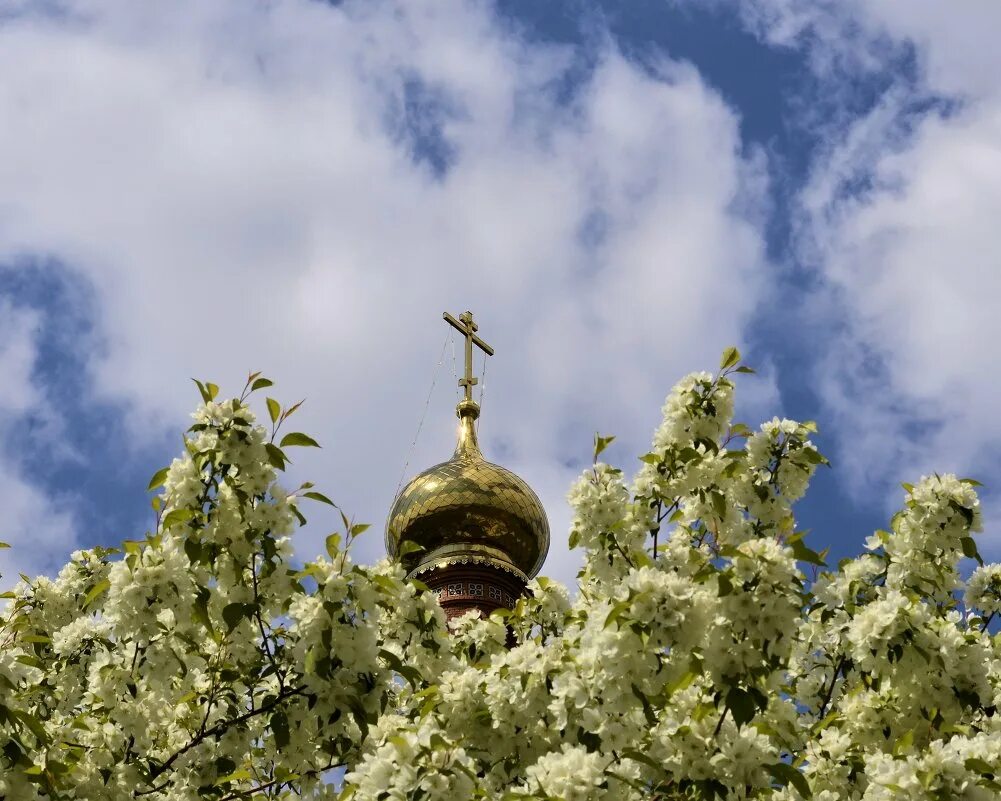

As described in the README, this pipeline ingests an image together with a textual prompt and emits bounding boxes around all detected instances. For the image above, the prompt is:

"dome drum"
[418,562,528,623]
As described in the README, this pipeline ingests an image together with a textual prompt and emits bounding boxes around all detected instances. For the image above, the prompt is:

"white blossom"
[2,361,998,801]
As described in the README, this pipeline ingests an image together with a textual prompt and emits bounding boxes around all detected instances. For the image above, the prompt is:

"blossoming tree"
[2,354,999,800]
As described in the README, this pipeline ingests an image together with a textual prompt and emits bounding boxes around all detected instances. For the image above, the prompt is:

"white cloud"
[0,459,77,582]
[0,302,78,580]
[0,0,771,585]
[735,1,1001,552]
[0,301,40,415]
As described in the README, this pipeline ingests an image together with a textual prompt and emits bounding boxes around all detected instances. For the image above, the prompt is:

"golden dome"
[386,399,550,580]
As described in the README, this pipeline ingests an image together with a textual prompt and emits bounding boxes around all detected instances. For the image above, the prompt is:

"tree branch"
[817,656,846,720]
[140,684,307,787]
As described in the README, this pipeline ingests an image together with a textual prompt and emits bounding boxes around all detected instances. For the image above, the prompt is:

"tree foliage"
[2,356,1000,800]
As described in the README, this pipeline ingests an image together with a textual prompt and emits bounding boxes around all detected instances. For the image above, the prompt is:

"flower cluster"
[2,354,1000,801]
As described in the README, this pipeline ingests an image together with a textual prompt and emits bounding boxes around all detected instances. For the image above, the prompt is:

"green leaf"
[734,365,756,374]
[13,711,48,744]
[325,533,341,558]
[726,687,756,727]
[82,579,110,609]
[621,748,664,773]
[765,763,811,798]
[965,757,996,777]
[593,433,615,461]
[222,602,251,633]
[667,669,698,695]
[350,523,371,537]
[379,649,423,688]
[678,446,701,463]
[183,537,203,565]
[205,382,219,401]
[266,397,281,425]
[631,683,657,725]
[270,709,290,749]
[373,574,398,593]
[398,540,424,558]
[710,490,726,519]
[952,501,975,527]
[193,587,213,635]
[218,768,253,784]
[801,448,827,465]
[790,537,827,567]
[304,491,336,507]
[717,573,733,597]
[280,432,320,448]
[192,378,211,403]
[146,467,169,492]
[604,600,631,629]
[577,726,601,753]
[960,477,984,487]
[251,377,273,392]
[161,508,196,531]
[215,757,236,778]
[265,443,287,470]
[961,536,983,565]
[0,541,9,549]
[720,346,741,370]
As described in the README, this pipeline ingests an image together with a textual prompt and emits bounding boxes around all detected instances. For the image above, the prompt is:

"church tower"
[385,311,549,621]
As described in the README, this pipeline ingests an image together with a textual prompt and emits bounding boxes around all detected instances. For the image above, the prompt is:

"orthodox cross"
[443,310,494,404]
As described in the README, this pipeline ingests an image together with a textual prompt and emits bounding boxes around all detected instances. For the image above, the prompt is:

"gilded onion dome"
[386,398,550,580]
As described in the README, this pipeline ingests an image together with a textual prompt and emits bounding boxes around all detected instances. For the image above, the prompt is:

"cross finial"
[443,310,494,409]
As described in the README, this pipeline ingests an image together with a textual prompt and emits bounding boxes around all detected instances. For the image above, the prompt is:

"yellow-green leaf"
[161,508,196,530]
[266,397,281,425]
[593,433,615,461]
[280,432,320,448]
[83,579,111,609]
[146,468,171,494]
[720,346,740,370]
[304,491,336,507]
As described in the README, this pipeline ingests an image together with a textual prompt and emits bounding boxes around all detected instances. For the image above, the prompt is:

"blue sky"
[1,0,1000,587]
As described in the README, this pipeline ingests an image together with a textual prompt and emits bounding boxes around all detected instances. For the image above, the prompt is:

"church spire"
[385,310,550,622]
[443,310,493,457]
[443,310,493,410]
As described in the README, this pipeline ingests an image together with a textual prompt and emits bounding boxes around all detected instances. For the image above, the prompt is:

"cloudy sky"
[1,0,999,588]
